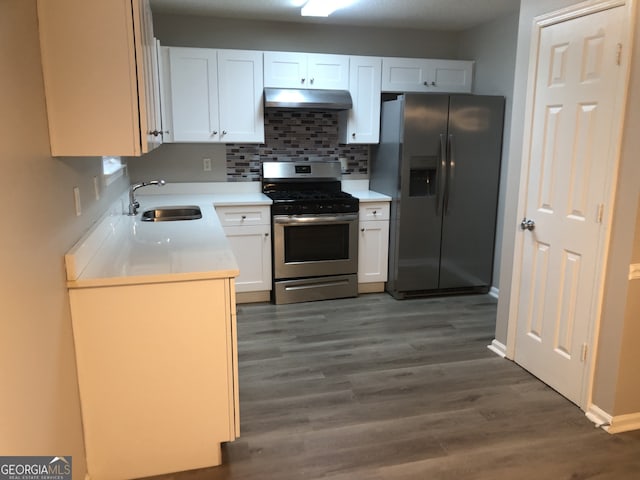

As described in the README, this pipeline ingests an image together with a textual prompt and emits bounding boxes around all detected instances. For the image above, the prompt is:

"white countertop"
[66,194,245,289]
[65,181,389,289]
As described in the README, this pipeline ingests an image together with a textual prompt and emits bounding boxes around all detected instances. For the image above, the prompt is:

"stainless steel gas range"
[262,161,359,305]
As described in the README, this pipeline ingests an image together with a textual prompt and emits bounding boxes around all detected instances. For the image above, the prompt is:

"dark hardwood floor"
[148,293,640,479]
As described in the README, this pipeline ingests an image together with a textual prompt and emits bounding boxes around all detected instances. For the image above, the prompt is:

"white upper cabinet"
[37,0,162,156]
[169,48,264,143]
[339,56,382,144]
[381,57,474,93]
[217,50,265,143]
[264,52,349,90]
[158,46,174,143]
[169,48,219,142]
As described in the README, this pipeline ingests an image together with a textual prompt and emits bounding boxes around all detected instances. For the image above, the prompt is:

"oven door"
[273,213,358,279]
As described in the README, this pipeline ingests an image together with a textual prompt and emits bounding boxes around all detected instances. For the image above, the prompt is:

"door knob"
[520,218,535,231]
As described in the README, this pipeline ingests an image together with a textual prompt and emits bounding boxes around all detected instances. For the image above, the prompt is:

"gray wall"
[153,14,462,58]
[458,12,519,290]
[1,2,130,478]
[495,0,640,417]
[128,143,228,183]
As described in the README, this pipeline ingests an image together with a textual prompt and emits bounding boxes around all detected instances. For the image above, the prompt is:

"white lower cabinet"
[358,202,390,289]
[68,278,239,480]
[216,205,272,299]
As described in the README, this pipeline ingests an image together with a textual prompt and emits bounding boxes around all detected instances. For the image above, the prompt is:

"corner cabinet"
[264,52,349,90]
[215,205,272,302]
[339,56,382,144]
[37,0,162,156]
[381,57,474,93]
[358,201,390,292]
[168,48,264,143]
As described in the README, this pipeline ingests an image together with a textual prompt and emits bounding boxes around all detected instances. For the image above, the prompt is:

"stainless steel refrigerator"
[370,94,505,298]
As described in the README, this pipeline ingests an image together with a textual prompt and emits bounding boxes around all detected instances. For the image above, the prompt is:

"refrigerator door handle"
[444,134,455,215]
[437,134,448,216]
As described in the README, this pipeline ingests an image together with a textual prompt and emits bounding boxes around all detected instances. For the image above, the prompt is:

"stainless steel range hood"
[264,88,352,110]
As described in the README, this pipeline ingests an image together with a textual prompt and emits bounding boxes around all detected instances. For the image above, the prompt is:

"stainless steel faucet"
[128,180,166,216]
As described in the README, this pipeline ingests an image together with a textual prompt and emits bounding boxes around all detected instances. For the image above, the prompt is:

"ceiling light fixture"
[301,0,350,17]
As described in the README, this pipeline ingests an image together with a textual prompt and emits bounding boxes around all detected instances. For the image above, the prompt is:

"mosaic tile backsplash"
[226,109,369,181]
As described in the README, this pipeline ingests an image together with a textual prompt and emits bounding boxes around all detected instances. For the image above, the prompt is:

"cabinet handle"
[361,228,365,232]
[352,132,356,138]
[431,81,436,86]
[310,78,314,84]
[164,130,170,134]
[423,81,429,86]
[241,215,246,220]
[222,130,227,135]
[301,78,305,84]
[265,232,269,237]
[373,210,377,215]
[212,131,218,135]
[149,130,160,137]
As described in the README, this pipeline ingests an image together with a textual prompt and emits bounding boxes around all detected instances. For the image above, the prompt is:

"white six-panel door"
[514,5,625,405]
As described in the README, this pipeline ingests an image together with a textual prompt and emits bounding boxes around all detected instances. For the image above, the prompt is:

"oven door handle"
[273,214,358,224]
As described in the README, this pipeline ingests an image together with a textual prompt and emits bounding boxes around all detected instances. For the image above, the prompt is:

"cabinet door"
[158,46,174,142]
[169,47,220,142]
[339,56,382,144]
[427,59,474,93]
[358,220,389,283]
[223,225,272,293]
[264,52,308,88]
[217,50,265,143]
[381,57,434,92]
[37,0,160,156]
[135,1,162,152]
[307,54,349,90]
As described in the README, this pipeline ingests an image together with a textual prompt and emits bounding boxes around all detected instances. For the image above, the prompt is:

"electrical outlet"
[203,158,212,172]
[73,186,81,216]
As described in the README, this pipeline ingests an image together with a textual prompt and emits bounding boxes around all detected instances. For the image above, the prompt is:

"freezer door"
[395,94,450,292]
[438,95,505,289]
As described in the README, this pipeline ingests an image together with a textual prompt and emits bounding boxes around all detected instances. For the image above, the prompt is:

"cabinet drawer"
[359,202,390,221]
[215,205,270,226]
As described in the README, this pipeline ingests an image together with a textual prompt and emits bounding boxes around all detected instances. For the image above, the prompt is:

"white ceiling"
[149,0,520,31]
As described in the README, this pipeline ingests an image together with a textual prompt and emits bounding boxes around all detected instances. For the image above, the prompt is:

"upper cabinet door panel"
[263,52,307,88]
[135,0,162,152]
[264,52,349,90]
[169,47,219,142]
[427,59,474,93]
[37,0,160,156]
[217,50,264,143]
[381,57,433,92]
[382,57,473,93]
[306,53,349,90]
[339,56,382,144]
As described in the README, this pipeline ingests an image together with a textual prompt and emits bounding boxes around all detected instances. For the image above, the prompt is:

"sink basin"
[141,205,202,222]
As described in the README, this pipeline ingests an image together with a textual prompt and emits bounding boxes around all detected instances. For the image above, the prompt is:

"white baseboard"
[487,339,507,358]
[586,404,640,433]
[586,404,612,428]
[488,286,499,299]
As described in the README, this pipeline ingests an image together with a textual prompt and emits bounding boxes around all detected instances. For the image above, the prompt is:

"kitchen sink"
[141,206,202,222]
